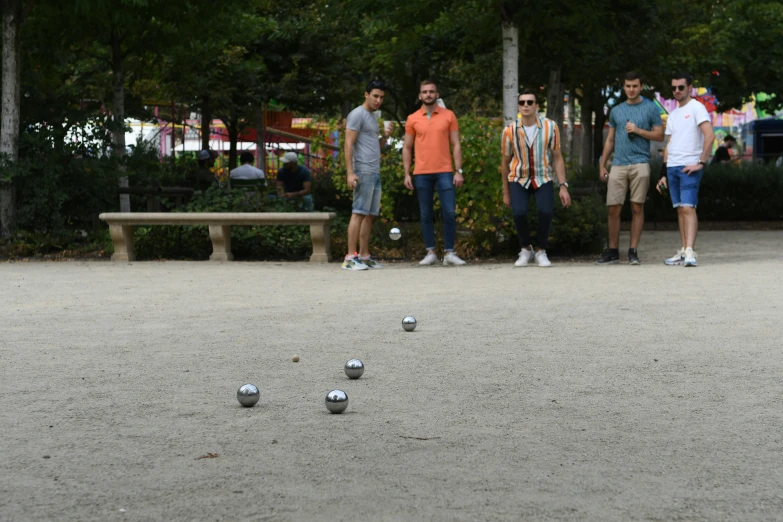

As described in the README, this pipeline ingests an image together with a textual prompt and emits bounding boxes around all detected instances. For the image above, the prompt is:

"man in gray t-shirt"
[597,71,664,265]
[341,80,392,271]
[346,105,381,174]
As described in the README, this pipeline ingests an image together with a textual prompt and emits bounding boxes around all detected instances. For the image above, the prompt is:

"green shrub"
[132,186,349,260]
[616,162,783,223]
[324,116,607,257]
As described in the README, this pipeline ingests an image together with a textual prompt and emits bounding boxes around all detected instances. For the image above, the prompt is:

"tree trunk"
[110,29,130,212]
[201,96,211,151]
[501,20,518,126]
[224,114,238,171]
[256,104,266,173]
[579,88,594,168]
[0,0,22,236]
[566,87,576,160]
[545,65,564,130]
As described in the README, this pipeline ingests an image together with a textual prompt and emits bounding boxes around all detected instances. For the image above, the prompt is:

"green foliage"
[607,162,783,223]
[132,186,349,260]
[9,130,122,234]
[326,115,607,257]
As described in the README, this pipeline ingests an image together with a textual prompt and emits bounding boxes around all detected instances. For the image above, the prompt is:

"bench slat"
[99,212,335,226]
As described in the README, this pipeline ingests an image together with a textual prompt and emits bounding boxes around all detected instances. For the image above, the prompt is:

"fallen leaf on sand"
[195,453,220,460]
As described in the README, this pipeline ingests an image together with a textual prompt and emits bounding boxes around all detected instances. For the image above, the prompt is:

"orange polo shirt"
[405,106,458,174]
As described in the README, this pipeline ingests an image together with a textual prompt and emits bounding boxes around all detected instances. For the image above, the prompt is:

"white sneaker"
[419,252,438,266]
[664,248,685,266]
[342,257,369,271]
[514,247,534,267]
[534,249,552,267]
[684,248,698,267]
[443,252,466,266]
[361,257,384,269]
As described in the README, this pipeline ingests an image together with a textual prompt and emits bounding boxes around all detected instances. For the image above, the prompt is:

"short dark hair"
[724,134,736,142]
[420,79,437,90]
[240,151,254,164]
[672,71,693,85]
[624,71,642,84]
[518,88,537,103]
[365,79,386,93]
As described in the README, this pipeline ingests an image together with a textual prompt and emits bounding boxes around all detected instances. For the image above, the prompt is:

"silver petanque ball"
[344,359,365,379]
[389,227,402,241]
[325,389,348,413]
[237,384,260,407]
[402,316,417,332]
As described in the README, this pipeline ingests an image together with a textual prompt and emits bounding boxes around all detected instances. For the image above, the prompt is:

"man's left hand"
[682,163,704,175]
[453,172,464,188]
[625,121,638,135]
[559,186,571,208]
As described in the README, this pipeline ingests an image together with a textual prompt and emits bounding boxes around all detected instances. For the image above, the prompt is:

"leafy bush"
[325,116,607,257]
[615,162,783,223]
[132,186,349,260]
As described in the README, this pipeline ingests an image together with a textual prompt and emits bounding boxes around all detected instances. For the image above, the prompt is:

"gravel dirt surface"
[2,231,782,522]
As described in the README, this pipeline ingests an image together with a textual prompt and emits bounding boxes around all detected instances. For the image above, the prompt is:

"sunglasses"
[518,99,536,106]
[671,85,687,92]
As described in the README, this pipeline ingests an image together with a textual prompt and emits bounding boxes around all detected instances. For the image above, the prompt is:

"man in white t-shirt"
[230,151,265,181]
[656,72,714,267]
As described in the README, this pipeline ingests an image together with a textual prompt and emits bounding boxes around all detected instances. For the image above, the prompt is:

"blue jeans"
[413,173,457,251]
[352,172,382,216]
[508,181,554,249]
[667,166,703,208]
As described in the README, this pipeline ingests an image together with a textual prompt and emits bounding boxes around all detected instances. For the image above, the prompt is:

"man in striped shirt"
[501,89,571,267]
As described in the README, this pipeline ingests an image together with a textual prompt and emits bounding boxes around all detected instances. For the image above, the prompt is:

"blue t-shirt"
[608,98,663,166]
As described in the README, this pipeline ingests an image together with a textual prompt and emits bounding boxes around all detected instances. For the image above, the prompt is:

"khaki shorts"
[606,163,650,206]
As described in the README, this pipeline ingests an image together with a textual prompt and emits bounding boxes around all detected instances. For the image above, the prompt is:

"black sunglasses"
[518,99,536,106]
[671,85,687,92]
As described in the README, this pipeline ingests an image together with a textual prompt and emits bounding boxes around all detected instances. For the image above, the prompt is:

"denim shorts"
[352,172,381,216]
[667,166,703,208]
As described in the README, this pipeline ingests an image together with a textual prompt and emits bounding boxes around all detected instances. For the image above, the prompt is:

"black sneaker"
[628,249,641,265]
[595,249,620,265]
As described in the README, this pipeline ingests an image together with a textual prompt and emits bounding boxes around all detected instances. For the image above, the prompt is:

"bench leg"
[209,225,234,261]
[309,222,332,263]
[109,224,136,262]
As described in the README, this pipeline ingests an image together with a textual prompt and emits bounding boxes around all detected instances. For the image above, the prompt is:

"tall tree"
[0,0,33,236]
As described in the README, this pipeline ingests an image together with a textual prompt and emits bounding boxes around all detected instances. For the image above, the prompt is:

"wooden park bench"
[98,212,336,263]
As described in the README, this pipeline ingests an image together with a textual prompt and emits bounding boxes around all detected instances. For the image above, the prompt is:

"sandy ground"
[2,230,783,522]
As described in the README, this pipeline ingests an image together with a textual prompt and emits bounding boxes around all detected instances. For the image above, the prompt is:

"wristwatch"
[457,168,464,174]
[698,160,706,167]
[561,182,569,188]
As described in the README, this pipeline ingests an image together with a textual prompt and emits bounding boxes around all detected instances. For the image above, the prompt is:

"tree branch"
[21,0,35,23]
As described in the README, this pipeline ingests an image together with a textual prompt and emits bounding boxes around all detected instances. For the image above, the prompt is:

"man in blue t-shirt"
[276,152,313,211]
[597,71,664,265]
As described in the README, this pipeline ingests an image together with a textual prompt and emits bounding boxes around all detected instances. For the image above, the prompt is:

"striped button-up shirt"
[501,117,561,189]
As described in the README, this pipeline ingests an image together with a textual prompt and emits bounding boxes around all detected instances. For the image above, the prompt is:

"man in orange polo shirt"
[403,80,466,266]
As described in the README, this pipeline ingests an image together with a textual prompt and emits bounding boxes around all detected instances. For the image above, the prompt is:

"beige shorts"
[606,163,650,206]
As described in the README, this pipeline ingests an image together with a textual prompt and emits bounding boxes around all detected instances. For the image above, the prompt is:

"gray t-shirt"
[346,105,381,174]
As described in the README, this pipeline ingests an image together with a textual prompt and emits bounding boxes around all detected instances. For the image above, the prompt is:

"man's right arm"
[599,127,616,182]
[402,133,415,190]
[344,128,359,187]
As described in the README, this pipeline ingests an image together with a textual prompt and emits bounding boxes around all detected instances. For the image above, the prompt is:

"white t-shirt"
[523,125,538,143]
[665,99,710,167]
[230,164,265,180]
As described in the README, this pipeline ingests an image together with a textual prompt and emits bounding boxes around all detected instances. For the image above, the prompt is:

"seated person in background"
[195,149,220,191]
[230,151,265,181]
[712,134,736,164]
[276,151,313,211]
